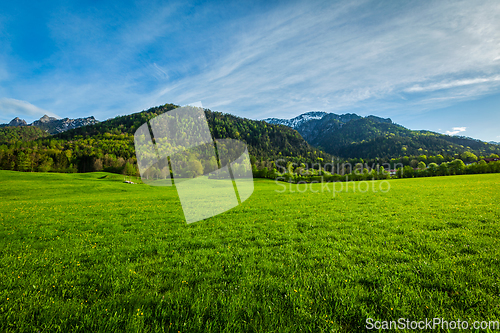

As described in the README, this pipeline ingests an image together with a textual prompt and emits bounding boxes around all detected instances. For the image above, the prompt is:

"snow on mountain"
[263,111,328,129]
[2,115,99,134]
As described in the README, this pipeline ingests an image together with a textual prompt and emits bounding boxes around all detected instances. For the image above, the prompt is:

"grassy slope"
[0,171,499,332]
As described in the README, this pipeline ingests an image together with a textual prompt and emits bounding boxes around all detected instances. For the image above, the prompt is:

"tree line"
[249,154,500,183]
[2,103,499,183]
[0,104,330,176]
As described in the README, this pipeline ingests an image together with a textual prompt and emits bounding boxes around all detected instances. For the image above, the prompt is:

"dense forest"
[283,114,500,159]
[0,104,330,175]
[0,126,49,145]
[2,103,499,181]
[251,153,500,183]
[334,129,500,159]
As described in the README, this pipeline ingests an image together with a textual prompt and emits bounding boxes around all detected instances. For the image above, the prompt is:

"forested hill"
[334,128,500,159]
[3,104,499,175]
[0,104,330,174]
[0,126,50,145]
[54,103,330,161]
[267,113,500,159]
[321,119,500,159]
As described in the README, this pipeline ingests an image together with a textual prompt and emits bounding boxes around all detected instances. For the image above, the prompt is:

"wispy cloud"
[405,76,500,93]
[153,0,500,119]
[1,0,500,126]
[0,98,60,123]
[0,1,187,120]
[445,127,467,136]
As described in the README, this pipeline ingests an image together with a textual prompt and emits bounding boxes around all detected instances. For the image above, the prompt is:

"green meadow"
[0,171,499,332]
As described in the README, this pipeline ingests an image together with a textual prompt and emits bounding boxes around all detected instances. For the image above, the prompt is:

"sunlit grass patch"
[0,171,499,332]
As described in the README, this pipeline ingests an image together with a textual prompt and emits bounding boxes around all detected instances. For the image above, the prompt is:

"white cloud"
[0,2,185,122]
[405,76,500,93]
[153,0,500,119]
[152,63,170,80]
[445,127,467,136]
[2,0,500,123]
[0,98,60,123]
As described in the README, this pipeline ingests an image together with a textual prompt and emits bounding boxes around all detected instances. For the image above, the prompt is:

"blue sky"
[1,0,499,142]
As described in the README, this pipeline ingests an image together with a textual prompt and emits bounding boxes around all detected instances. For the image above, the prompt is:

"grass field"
[0,171,499,332]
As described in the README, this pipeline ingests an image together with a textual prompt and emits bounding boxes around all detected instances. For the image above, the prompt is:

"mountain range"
[1,115,99,135]
[51,104,330,164]
[0,104,332,173]
[1,105,499,175]
[264,112,500,159]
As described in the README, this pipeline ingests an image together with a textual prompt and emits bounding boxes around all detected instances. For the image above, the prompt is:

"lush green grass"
[0,171,499,332]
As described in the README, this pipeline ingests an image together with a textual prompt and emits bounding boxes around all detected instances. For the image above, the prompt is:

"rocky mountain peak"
[8,117,28,126]
[37,115,58,123]
[30,115,99,134]
[263,111,328,129]
[0,114,100,134]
